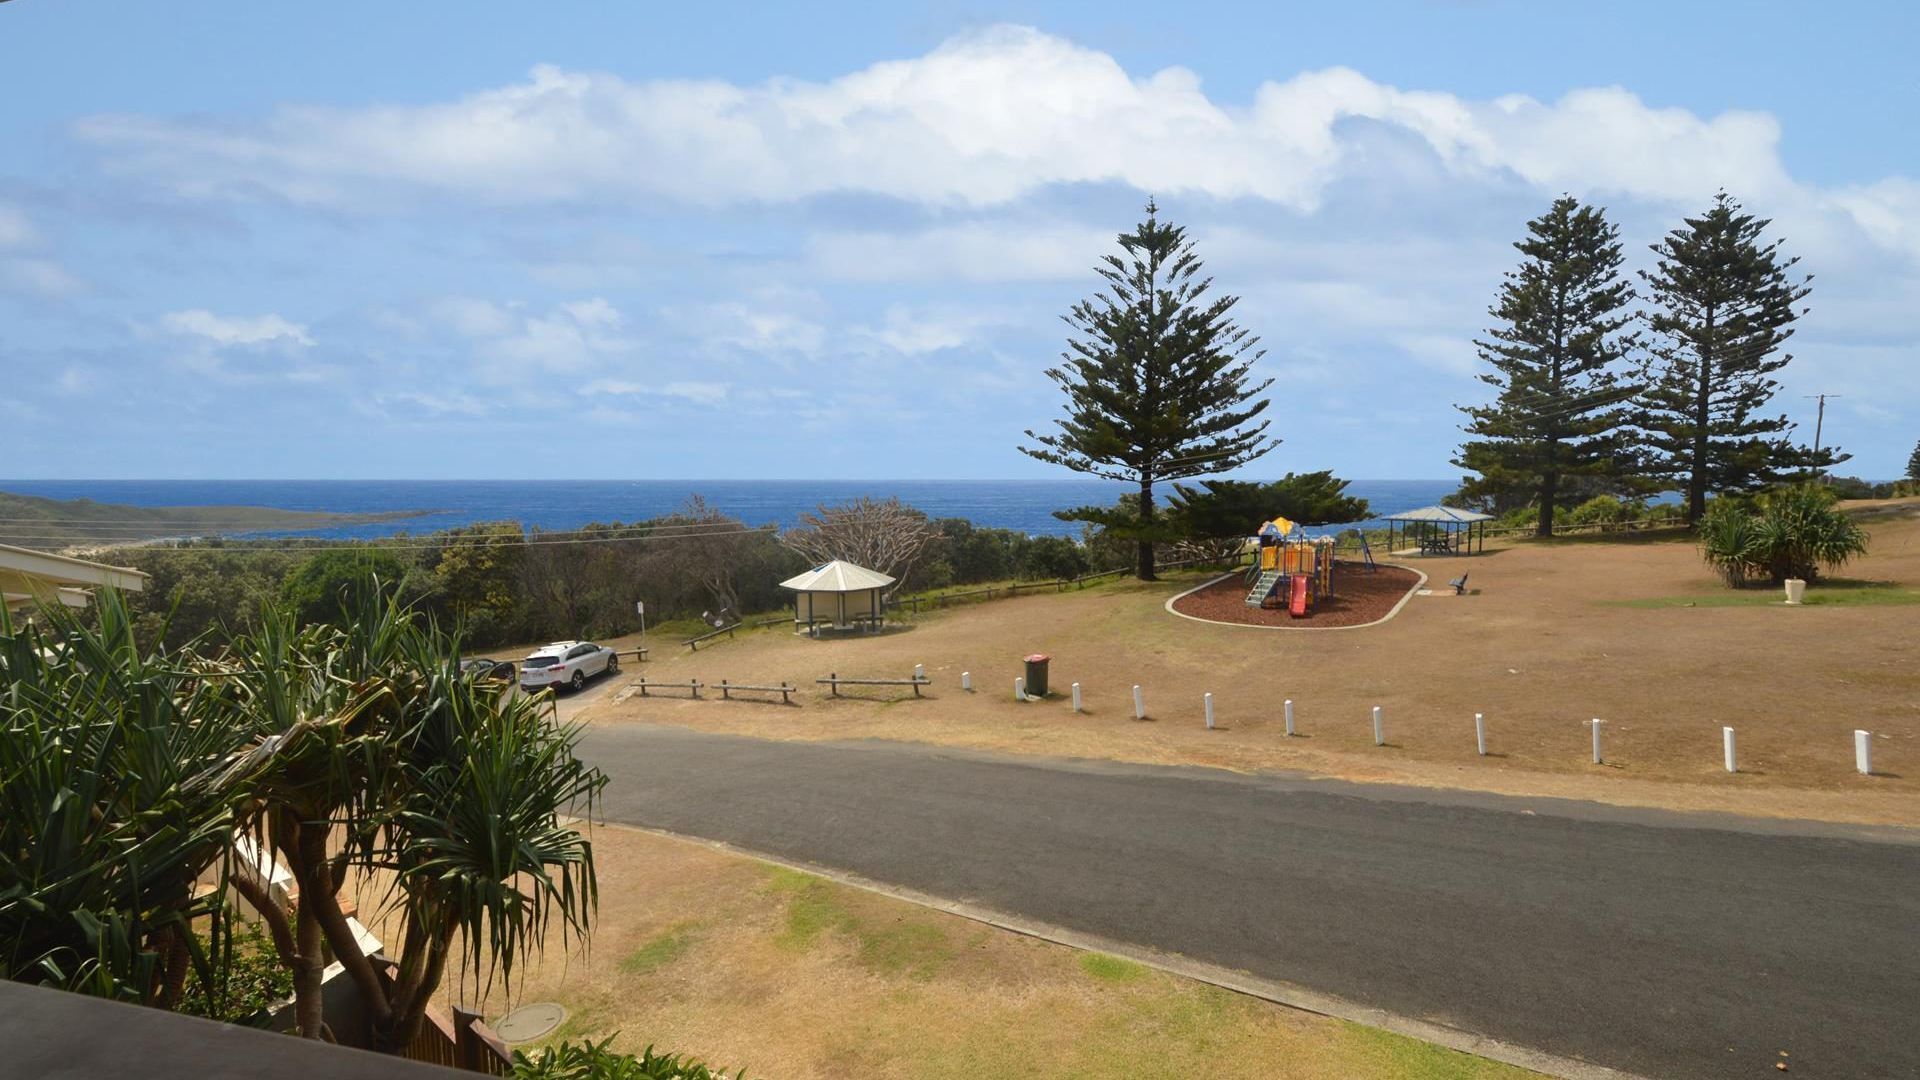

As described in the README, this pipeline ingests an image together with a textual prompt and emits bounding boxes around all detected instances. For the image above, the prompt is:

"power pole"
[1806,394,1840,478]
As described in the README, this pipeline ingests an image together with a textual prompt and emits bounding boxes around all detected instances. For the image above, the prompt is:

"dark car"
[460,657,516,683]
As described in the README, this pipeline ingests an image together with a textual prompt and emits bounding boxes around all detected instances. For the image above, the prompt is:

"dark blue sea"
[0,479,1459,540]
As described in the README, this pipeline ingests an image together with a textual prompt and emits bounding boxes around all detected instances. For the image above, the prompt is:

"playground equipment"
[1245,516,1336,617]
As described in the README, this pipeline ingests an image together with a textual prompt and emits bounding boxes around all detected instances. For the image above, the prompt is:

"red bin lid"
[1024,653,1050,662]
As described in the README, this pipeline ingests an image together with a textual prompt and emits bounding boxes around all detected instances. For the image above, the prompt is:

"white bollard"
[1856,729,1873,775]
[1204,693,1215,730]
[1014,677,1025,702]
[961,671,972,692]
[1133,684,1145,720]
[1284,698,1295,737]
[1475,713,1487,757]
[1591,719,1605,764]
[1372,705,1384,747]
[1071,682,1083,713]
[1723,726,1737,774]
[914,663,925,681]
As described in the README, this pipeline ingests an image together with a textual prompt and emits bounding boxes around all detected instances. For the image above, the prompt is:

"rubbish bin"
[1023,654,1050,698]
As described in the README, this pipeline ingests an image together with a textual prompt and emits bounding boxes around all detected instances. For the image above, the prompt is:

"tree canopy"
[1024,200,1277,580]
[1168,473,1371,542]
[1640,191,1839,520]
[1453,197,1642,536]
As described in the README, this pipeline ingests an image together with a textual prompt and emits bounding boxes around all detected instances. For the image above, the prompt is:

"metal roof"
[1382,505,1494,524]
[779,559,896,593]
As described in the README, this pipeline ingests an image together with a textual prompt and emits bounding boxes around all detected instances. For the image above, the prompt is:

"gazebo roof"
[779,560,895,593]
[1383,505,1493,524]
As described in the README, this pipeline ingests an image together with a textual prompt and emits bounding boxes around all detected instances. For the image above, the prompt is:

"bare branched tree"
[649,494,748,616]
[782,496,942,590]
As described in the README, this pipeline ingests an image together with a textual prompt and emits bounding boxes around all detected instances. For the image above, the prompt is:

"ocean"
[0,478,1460,540]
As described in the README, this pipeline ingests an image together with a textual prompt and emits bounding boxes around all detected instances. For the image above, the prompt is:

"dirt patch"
[1170,561,1423,628]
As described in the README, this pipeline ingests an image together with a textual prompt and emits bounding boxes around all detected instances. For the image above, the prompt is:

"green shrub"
[179,923,294,1026]
[1699,484,1869,587]
[510,1038,743,1080]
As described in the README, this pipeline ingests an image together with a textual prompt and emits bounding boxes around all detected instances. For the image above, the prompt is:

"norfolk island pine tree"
[1639,191,1843,522]
[1454,197,1642,537]
[1021,200,1278,581]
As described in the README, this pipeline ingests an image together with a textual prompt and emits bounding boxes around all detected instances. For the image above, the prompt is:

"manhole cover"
[493,1002,566,1043]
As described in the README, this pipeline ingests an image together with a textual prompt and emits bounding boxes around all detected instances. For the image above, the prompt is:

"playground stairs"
[1245,569,1283,606]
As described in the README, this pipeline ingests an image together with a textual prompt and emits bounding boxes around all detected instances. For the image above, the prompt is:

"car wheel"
[605,653,620,675]
[571,671,586,692]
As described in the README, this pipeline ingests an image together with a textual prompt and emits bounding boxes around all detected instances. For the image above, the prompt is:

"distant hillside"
[0,490,425,552]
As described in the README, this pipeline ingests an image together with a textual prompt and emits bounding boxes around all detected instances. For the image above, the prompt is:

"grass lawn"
[440,825,1537,1080]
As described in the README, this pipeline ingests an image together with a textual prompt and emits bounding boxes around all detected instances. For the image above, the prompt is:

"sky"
[1,0,1915,481]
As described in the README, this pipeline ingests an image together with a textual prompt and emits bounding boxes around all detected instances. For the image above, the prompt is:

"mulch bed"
[1170,560,1423,628]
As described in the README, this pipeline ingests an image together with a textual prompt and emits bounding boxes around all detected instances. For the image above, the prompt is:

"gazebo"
[780,560,896,635]
[1383,506,1493,556]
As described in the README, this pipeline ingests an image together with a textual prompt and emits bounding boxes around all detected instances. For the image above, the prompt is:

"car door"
[582,642,609,675]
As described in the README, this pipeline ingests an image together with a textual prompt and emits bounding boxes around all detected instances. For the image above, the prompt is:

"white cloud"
[0,203,87,298]
[854,305,1001,355]
[72,25,1831,219]
[673,300,825,357]
[427,296,633,378]
[0,257,84,298]
[0,203,36,249]
[161,309,315,348]
[583,378,729,404]
[371,390,490,417]
[808,221,1109,282]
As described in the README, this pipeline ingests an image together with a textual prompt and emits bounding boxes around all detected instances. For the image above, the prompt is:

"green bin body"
[1023,654,1050,697]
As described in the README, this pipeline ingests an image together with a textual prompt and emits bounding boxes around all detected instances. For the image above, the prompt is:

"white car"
[519,640,620,693]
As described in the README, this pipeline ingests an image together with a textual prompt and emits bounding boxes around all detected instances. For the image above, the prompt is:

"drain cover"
[493,1001,567,1043]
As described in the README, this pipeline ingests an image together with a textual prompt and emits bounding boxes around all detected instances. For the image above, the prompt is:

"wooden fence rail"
[818,672,932,697]
[683,623,740,650]
[633,677,703,698]
[715,679,797,704]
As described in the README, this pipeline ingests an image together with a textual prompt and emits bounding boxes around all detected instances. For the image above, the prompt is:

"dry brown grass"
[581,503,1920,825]
[432,825,1535,1080]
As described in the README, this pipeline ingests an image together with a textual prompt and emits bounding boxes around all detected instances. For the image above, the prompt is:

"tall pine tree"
[1907,438,1920,482]
[1023,201,1277,580]
[1640,191,1836,521]
[1453,197,1640,537]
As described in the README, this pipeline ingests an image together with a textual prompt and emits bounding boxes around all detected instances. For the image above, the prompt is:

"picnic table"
[1417,534,1454,556]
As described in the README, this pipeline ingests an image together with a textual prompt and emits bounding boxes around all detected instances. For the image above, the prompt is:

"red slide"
[1288,575,1310,618]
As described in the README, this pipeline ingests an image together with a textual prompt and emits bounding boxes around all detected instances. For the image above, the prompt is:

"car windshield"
[522,656,563,668]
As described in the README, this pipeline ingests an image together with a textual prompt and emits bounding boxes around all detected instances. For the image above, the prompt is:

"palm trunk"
[293,901,327,1039]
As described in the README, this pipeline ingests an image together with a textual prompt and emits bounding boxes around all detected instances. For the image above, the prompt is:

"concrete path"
[580,724,1920,1080]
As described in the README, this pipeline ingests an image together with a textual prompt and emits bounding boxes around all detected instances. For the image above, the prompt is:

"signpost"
[636,600,646,642]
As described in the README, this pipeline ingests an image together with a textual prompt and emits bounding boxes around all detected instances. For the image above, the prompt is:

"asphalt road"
[580,725,1920,1079]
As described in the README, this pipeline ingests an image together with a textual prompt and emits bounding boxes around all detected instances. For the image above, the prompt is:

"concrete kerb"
[1163,563,1430,631]
[597,819,1649,1080]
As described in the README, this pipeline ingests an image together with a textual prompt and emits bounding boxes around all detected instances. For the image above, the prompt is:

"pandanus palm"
[216,584,604,1048]
[4,579,605,1056]
[0,595,256,1012]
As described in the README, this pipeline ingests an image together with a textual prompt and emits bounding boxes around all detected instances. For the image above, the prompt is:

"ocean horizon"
[0,478,1462,540]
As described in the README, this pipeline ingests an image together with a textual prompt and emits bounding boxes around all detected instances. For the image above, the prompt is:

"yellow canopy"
[1264,516,1296,538]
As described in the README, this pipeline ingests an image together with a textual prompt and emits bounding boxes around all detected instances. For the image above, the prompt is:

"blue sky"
[2,1,1915,480]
